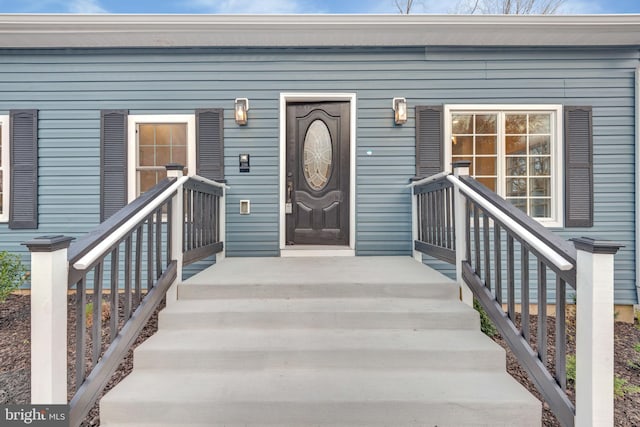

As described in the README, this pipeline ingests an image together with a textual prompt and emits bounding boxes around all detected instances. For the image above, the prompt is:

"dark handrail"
[64,173,225,427]
[459,176,576,266]
[413,171,578,427]
[68,178,176,274]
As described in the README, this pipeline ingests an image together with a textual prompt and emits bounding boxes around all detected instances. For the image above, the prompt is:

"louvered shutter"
[100,110,128,222]
[9,110,38,229]
[564,106,593,227]
[196,108,224,181]
[415,106,444,177]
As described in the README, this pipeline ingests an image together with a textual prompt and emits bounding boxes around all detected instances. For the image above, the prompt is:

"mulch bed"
[0,293,162,426]
[1,293,640,426]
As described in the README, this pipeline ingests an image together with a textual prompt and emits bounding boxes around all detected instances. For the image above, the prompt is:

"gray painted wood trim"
[9,109,38,229]
[1,15,639,48]
[414,240,456,264]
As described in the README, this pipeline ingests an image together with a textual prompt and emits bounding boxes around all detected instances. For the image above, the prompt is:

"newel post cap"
[452,160,471,169]
[22,235,75,252]
[452,160,471,177]
[570,237,624,255]
[165,163,185,172]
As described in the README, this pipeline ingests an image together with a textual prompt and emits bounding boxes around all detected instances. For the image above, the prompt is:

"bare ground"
[1,294,639,426]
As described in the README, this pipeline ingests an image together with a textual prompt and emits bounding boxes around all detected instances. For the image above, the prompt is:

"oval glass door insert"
[303,120,332,191]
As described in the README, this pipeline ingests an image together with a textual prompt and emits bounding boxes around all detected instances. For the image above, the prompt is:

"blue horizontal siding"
[0,46,636,304]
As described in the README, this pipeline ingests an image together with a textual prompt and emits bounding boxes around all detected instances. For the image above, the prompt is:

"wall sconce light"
[392,97,407,125]
[235,98,249,126]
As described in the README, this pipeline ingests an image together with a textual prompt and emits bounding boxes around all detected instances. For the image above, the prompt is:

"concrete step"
[100,369,541,426]
[133,328,506,371]
[158,298,480,330]
[179,280,458,300]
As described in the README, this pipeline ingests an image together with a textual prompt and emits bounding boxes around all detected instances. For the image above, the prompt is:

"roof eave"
[0,14,639,48]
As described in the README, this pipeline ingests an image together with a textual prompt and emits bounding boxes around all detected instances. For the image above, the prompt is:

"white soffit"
[0,14,639,48]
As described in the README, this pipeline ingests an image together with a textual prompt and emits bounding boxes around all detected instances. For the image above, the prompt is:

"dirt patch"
[1,294,639,425]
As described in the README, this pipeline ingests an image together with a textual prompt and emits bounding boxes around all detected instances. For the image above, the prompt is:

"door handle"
[287,181,293,202]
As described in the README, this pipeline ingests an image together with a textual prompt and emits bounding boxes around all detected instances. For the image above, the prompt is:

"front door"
[286,102,350,245]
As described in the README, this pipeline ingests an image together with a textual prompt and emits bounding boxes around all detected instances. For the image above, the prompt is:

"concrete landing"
[182,256,453,286]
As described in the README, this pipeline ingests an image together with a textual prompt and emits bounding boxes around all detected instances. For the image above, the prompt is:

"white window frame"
[127,114,196,203]
[444,104,564,228]
[0,115,9,222]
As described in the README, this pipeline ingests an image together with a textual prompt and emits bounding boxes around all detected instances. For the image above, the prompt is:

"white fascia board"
[0,14,639,48]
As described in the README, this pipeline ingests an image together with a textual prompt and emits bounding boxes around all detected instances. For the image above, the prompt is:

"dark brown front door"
[286,102,350,245]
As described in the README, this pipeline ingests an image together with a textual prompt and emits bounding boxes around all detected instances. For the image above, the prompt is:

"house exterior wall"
[0,46,636,304]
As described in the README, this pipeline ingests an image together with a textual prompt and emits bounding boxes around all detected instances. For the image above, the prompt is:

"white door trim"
[279,93,357,255]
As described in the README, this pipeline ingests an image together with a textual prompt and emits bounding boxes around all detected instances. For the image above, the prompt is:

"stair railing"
[25,164,226,427]
[411,161,622,427]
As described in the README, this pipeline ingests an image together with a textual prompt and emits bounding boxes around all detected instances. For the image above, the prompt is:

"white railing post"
[411,178,421,262]
[23,235,74,404]
[571,237,623,427]
[166,164,184,305]
[452,161,473,306]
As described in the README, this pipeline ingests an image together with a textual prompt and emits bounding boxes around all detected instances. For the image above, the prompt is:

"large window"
[127,115,196,202]
[445,105,563,226]
[0,116,8,222]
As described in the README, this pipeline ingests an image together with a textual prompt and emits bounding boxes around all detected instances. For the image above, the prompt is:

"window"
[0,115,9,222]
[444,105,563,227]
[127,115,196,202]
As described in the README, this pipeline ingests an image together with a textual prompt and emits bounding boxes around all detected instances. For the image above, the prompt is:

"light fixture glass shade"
[393,97,407,125]
[235,98,249,125]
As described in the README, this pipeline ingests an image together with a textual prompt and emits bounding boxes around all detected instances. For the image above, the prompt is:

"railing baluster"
[196,191,202,248]
[494,223,502,304]
[166,199,173,267]
[185,188,192,251]
[555,277,567,390]
[416,193,422,242]
[430,191,436,245]
[215,193,220,244]
[91,263,103,368]
[155,207,162,279]
[75,275,87,392]
[507,234,515,320]
[447,187,456,250]
[426,192,432,244]
[110,247,120,344]
[473,204,481,276]
[124,235,132,321]
[206,193,212,245]
[483,212,491,290]
[134,225,142,306]
[465,199,471,262]
[522,247,530,341]
[436,189,443,247]
[445,187,452,250]
[538,260,548,366]
[147,214,154,289]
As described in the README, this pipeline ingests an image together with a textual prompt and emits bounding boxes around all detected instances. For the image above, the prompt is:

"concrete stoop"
[100,257,541,426]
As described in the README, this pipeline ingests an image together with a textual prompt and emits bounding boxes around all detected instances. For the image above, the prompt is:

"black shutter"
[196,108,224,181]
[564,106,593,227]
[415,105,444,177]
[100,110,128,222]
[9,110,38,229]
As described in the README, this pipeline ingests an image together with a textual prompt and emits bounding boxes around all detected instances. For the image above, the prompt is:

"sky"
[0,0,638,14]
